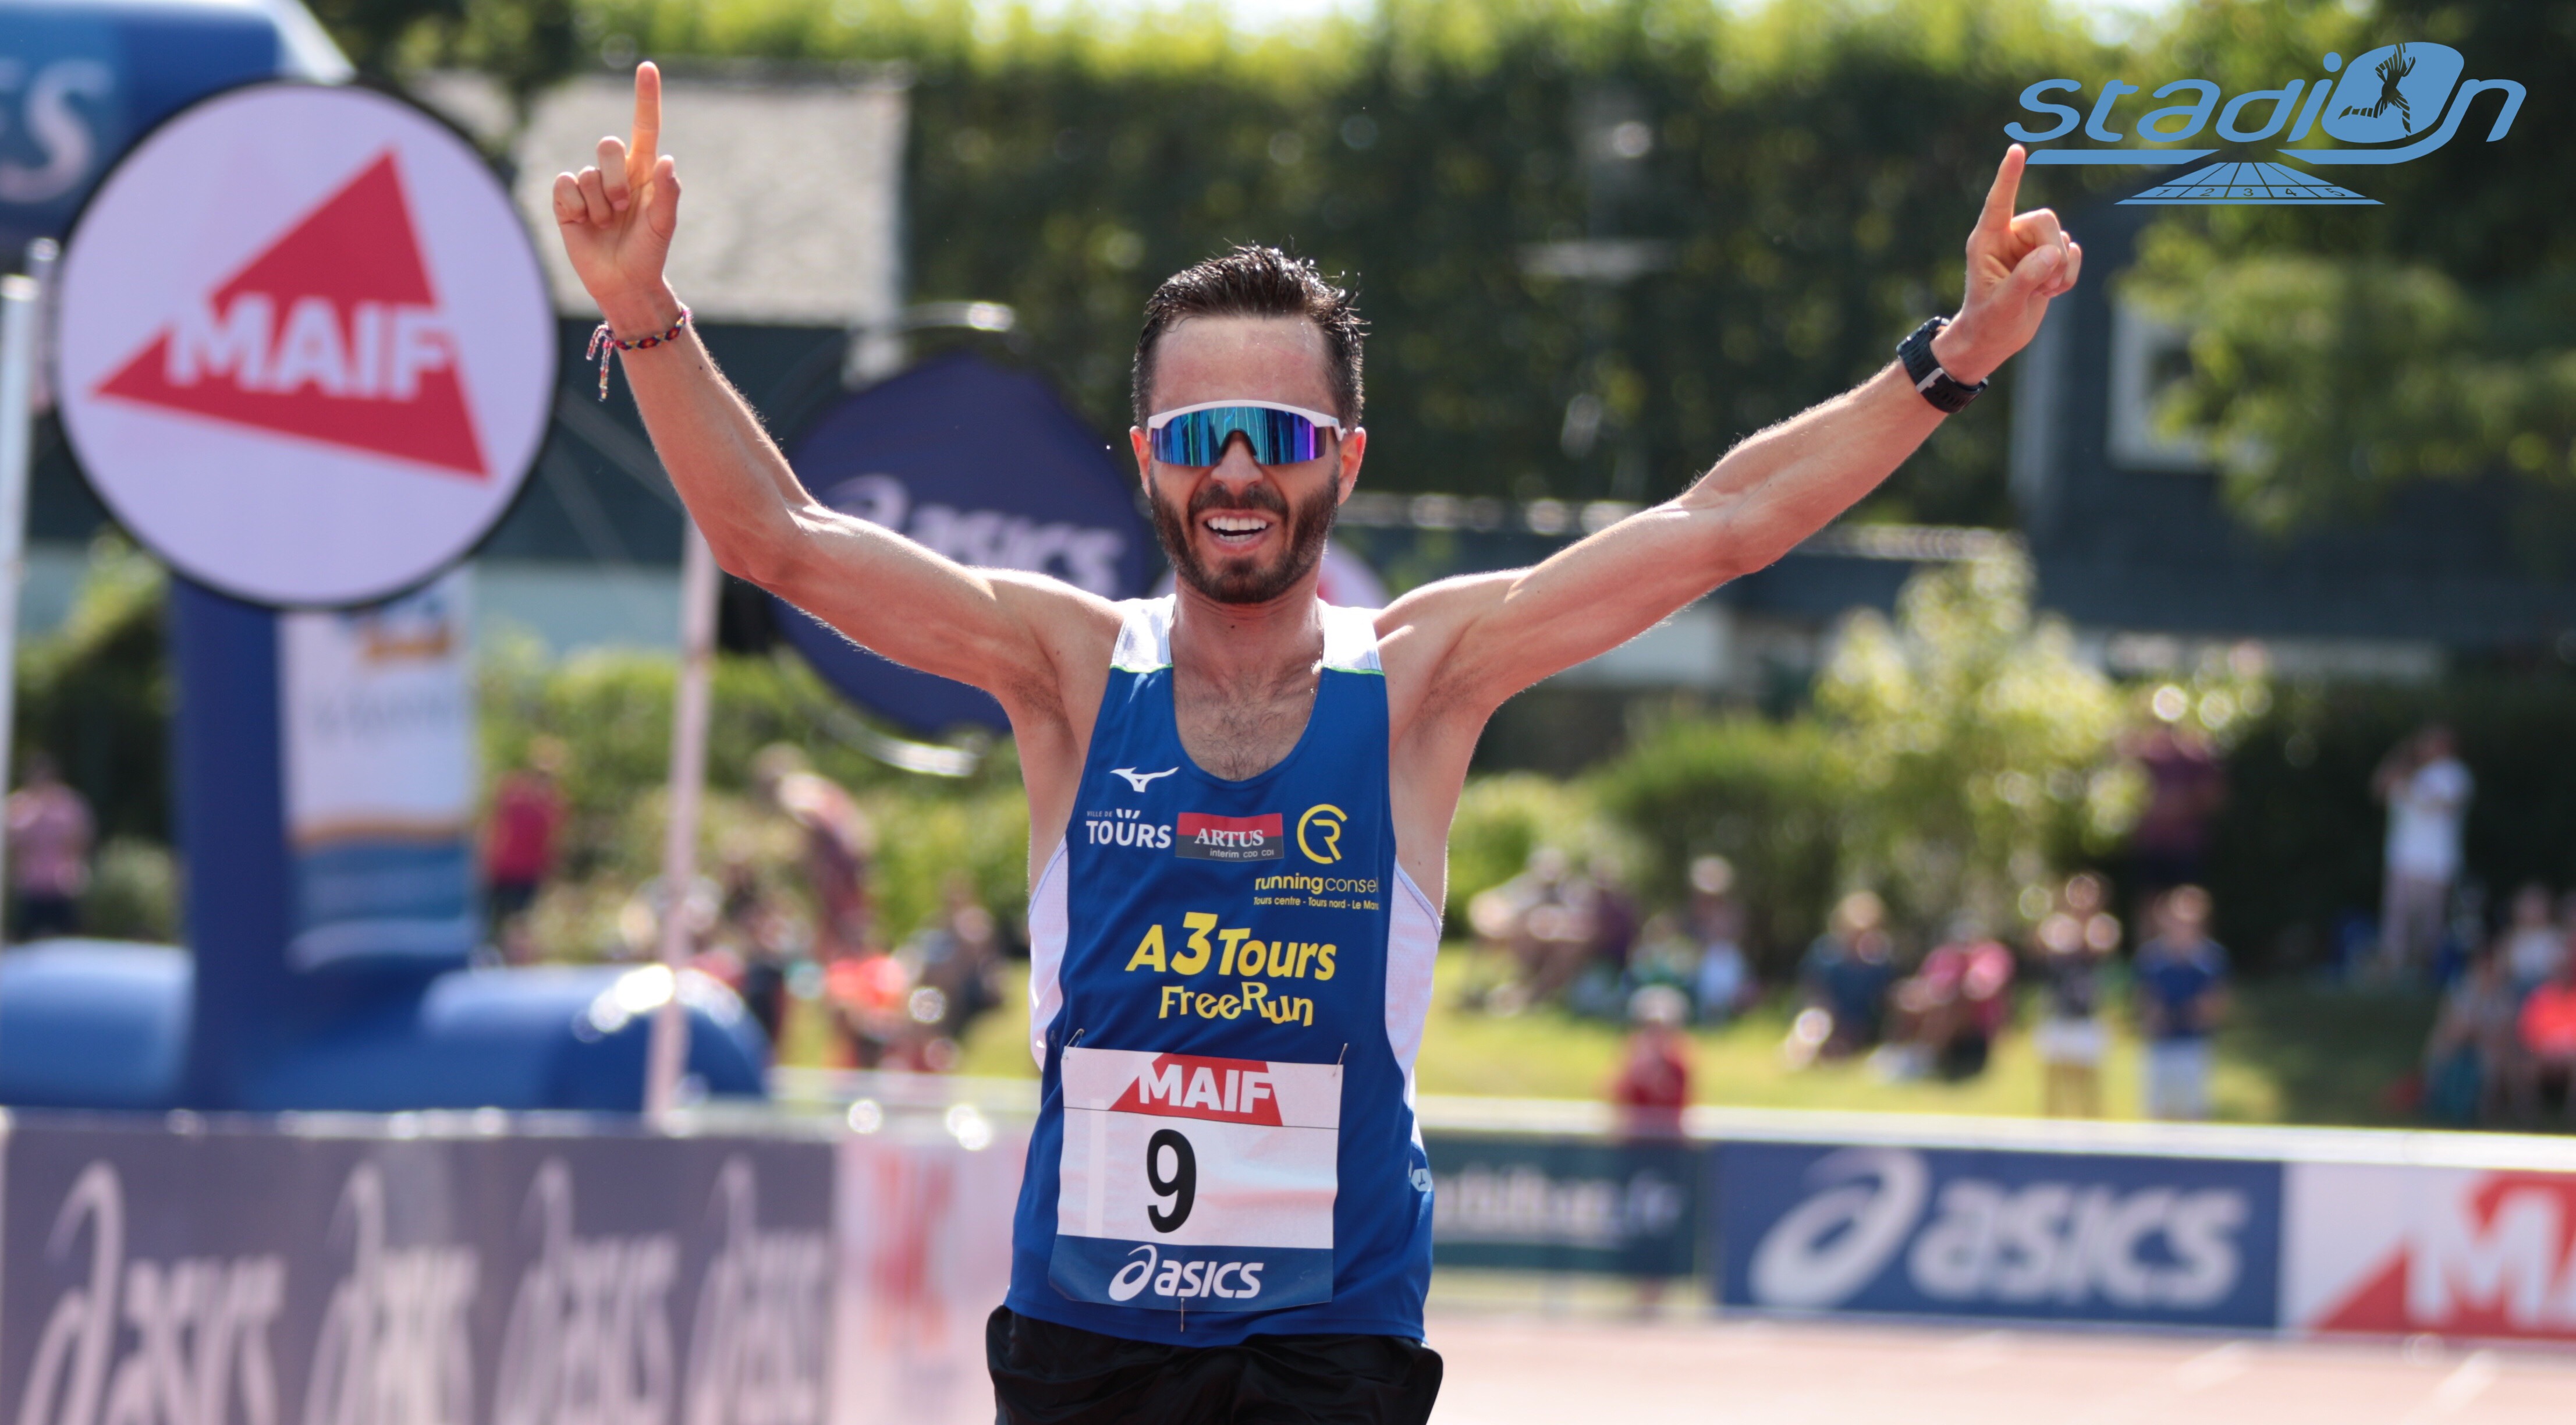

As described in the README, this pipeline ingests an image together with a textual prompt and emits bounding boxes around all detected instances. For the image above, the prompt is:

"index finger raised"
[1978,144,2027,237]
[630,61,662,166]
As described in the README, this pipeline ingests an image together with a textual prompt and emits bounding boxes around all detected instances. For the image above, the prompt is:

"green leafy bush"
[1815,551,2139,935]
[1589,714,1842,977]
[83,837,180,944]
[1442,772,1634,925]
[1591,550,2164,973]
[15,536,171,843]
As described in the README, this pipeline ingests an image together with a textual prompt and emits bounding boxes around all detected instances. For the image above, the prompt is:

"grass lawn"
[803,947,2438,1129]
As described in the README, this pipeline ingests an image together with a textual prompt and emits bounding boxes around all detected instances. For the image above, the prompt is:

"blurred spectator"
[1788,891,1894,1064]
[1686,855,1754,1025]
[825,949,916,1069]
[1878,919,2014,1083]
[2135,886,2230,1121]
[907,873,1009,1058]
[708,856,794,1046]
[2124,723,2226,903]
[2513,953,2576,1123]
[2498,882,2567,997]
[484,736,567,932]
[2373,725,2471,979]
[2421,950,2517,1126]
[1468,846,1597,1013]
[8,753,93,940]
[1610,985,1692,1139]
[1626,914,1699,995]
[616,872,719,963]
[1588,858,1641,973]
[2033,873,2120,1118]
[755,744,877,960]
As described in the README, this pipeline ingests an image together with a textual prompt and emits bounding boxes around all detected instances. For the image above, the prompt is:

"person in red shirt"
[2514,955,2576,1124]
[1611,985,1693,1139]
[484,738,567,933]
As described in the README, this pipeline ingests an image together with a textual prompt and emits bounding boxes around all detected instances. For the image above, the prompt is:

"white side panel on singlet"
[1112,598,1175,672]
[1319,601,1385,673]
[1027,841,1069,1068]
[1386,866,1441,1077]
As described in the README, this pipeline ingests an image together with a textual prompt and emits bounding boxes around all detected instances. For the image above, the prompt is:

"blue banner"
[1716,1141,2282,1329]
[776,353,1156,734]
[280,570,479,972]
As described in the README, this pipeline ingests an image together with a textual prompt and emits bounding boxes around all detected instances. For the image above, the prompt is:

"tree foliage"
[1814,548,2140,934]
[1590,548,2226,970]
[493,0,2119,519]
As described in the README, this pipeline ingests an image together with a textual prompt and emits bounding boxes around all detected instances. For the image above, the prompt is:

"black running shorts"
[987,1307,1443,1425]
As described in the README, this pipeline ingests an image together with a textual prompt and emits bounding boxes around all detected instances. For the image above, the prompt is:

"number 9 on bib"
[1050,1048,1342,1311]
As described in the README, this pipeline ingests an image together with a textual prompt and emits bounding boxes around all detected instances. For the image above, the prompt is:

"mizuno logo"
[1111,767,1178,793]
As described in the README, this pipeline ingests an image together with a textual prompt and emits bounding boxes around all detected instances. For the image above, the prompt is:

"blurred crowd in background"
[9,688,2576,1129]
[1469,844,2230,1124]
[467,736,1016,1072]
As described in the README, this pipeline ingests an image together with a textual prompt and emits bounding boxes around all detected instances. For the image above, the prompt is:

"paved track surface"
[1423,1312,2576,1424]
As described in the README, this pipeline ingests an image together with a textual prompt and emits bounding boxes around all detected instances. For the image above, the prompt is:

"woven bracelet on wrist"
[587,307,692,400]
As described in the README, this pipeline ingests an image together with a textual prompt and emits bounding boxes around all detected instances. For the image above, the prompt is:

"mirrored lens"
[1150,407,1328,466]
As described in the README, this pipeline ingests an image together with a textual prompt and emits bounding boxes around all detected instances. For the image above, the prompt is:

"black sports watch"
[1897,316,1987,414]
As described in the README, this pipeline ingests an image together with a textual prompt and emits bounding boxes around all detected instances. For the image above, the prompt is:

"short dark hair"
[1132,245,1365,428]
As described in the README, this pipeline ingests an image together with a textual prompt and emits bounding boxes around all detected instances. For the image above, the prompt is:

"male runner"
[554,61,2081,1424]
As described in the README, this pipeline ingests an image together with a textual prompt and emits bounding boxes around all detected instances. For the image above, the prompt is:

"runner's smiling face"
[1131,316,1365,606]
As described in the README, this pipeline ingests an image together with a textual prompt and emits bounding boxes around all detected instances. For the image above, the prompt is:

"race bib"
[1051,1048,1342,1312]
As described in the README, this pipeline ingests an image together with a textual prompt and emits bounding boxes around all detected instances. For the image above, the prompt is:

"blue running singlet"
[1005,597,1442,1346]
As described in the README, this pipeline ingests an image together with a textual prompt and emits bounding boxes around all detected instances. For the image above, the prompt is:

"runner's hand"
[1936,144,2081,384]
[551,62,682,332]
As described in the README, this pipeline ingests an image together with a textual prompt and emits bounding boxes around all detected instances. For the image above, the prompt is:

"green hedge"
[1588,715,1841,976]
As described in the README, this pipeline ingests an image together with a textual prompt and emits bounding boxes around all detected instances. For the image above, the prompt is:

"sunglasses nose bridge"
[1208,435,1270,484]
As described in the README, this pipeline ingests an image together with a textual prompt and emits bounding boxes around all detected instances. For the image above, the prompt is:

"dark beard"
[1149,476,1340,605]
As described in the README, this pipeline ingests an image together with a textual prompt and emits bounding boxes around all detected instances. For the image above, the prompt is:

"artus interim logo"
[2009,42,2524,205]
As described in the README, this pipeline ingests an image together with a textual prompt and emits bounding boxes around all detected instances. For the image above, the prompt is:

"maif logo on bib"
[1051,1048,1342,1311]
[55,83,552,608]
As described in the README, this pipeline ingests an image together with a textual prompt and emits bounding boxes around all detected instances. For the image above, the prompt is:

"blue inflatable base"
[0,941,768,1112]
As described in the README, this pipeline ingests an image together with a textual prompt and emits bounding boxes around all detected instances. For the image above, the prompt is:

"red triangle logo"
[93,151,490,478]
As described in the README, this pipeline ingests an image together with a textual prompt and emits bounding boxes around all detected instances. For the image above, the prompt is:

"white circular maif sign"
[56,83,553,607]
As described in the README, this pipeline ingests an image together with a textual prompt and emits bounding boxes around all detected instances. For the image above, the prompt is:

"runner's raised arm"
[548,62,1114,732]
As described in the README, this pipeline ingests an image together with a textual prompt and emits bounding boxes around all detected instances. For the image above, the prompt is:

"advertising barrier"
[2284,1160,2576,1344]
[1,1115,835,1425]
[1427,1135,1698,1278]
[11,1092,2576,1425]
[1715,1140,2281,1330]
[833,1122,1028,1425]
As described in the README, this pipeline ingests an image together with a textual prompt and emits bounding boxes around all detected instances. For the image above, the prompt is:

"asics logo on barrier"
[1750,1148,2248,1311]
[15,1162,289,1425]
[1105,1245,1268,1303]
[2009,41,2523,207]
